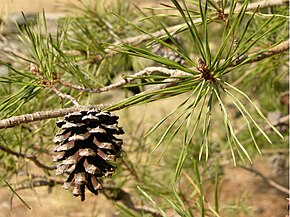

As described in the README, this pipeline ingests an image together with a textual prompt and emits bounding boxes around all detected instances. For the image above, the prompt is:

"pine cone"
[152,36,185,65]
[53,110,124,201]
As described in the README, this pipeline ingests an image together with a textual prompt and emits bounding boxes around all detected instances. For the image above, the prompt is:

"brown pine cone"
[152,36,185,65]
[53,110,124,201]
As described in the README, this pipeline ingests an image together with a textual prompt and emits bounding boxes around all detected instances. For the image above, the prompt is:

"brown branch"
[15,177,64,191]
[0,105,106,129]
[246,40,289,64]
[239,0,289,11]
[57,66,191,93]
[0,66,191,129]
[240,165,289,195]
[30,63,80,106]
[14,177,163,217]
[0,143,55,170]
[231,40,289,66]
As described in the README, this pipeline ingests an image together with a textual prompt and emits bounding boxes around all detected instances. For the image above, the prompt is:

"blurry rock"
[267,110,282,126]
[267,110,288,132]
[269,152,286,176]
[0,64,9,76]
[151,36,185,65]
[0,12,64,35]
[0,13,37,35]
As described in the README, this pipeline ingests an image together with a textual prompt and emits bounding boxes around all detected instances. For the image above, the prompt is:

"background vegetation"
[0,0,288,216]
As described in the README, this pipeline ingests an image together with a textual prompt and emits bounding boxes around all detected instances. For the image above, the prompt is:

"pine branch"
[0,143,55,170]
[59,39,288,96]
[233,40,289,65]
[0,36,286,130]
[57,66,191,93]
[247,40,289,63]
[101,0,288,58]
[0,66,190,129]
[0,105,106,129]
[239,0,289,11]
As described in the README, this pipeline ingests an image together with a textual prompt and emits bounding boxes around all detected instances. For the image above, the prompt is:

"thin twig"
[231,41,289,86]
[30,63,80,106]
[57,66,191,93]
[240,165,289,195]
[133,205,163,217]
[15,177,64,190]
[0,143,55,170]
[56,79,88,92]
[14,176,162,217]
[121,157,141,182]
[106,71,194,112]
[248,40,289,63]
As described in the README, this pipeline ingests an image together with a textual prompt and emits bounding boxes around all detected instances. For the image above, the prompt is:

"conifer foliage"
[0,0,288,215]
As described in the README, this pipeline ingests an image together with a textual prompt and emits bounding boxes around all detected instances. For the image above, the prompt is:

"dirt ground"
[0,133,288,217]
[0,1,288,217]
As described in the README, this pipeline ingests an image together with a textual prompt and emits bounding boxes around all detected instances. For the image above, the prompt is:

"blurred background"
[0,1,288,217]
